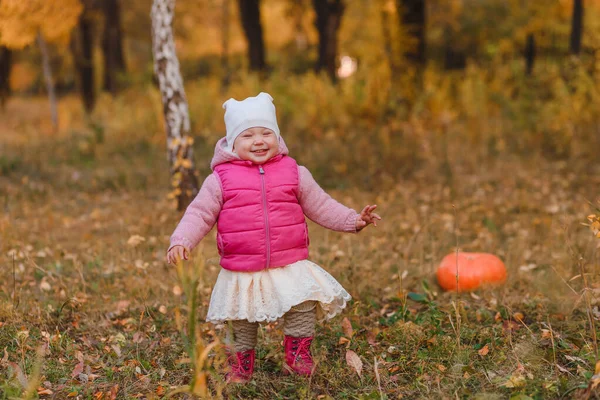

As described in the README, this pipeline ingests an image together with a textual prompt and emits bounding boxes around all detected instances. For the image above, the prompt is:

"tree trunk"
[0,46,11,109]
[221,0,231,91]
[525,33,535,75]
[151,0,199,211]
[37,34,59,131]
[312,0,345,81]
[71,13,96,113]
[443,31,465,70]
[237,0,266,72]
[397,0,426,65]
[102,0,127,94]
[380,6,396,80]
[570,0,583,55]
[292,0,308,52]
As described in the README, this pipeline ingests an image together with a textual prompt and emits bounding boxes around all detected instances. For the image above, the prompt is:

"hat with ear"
[222,92,281,151]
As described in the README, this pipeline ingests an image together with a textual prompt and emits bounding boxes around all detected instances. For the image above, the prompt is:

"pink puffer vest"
[214,155,309,272]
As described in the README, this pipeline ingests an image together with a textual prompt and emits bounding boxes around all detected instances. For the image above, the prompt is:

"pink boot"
[226,349,255,383]
[283,336,314,376]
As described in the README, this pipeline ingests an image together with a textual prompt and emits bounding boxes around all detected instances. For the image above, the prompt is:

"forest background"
[2,0,600,398]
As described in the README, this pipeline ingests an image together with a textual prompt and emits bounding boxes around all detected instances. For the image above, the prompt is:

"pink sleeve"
[297,166,359,233]
[168,173,223,251]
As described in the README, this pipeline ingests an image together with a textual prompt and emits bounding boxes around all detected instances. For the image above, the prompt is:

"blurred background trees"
[2,0,598,108]
[1,0,600,195]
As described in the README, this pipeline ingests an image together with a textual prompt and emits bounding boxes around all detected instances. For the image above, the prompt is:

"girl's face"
[232,127,279,164]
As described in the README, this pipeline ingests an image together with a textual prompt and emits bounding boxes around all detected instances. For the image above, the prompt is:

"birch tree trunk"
[37,34,58,131]
[151,0,199,210]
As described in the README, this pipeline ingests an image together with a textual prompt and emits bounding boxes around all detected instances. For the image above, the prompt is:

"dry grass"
[1,90,600,399]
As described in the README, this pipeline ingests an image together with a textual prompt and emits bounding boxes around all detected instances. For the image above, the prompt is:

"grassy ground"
[1,94,600,399]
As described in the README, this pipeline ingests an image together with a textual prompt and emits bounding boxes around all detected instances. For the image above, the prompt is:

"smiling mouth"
[252,149,268,153]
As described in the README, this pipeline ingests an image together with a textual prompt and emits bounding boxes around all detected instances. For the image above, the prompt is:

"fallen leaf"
[501,374,525,388]
[341,317,353,338]
[127,235,146,247]
[556,364,571,374]
[338,337,350,346]
[8,362,28,388]
[366,330,379,346]
[156,386,165,395]
[39,279,51,291]
[513,312,524,321]
[437,364,446,372]
[478,344,489,356]
[541,329,552,339]
[67,391,78,397]
[111,345,121,357]
[109,384,119,400]
[133,332,144,344]
[519,263,537,272]
[1,348,8,365]
[502,320,520,333]
[346,349,363,378]
[37,388,53,395]
[71,360,84,379]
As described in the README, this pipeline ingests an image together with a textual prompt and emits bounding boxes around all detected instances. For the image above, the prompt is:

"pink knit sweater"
[169,137,359,252]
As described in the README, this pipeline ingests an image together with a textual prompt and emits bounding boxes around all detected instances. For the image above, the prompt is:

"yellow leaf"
[501,374,525,388]
[478,344,489,356]
[126,235,146,248]
[181,159,192,169]
[172,285,182,296]
[341,317,353,338]
[513,312,524,322]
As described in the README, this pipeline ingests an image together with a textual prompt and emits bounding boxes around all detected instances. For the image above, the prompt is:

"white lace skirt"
[206,259,352,323]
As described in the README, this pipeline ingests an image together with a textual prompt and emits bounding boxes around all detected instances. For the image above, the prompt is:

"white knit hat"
[222,92,281,151]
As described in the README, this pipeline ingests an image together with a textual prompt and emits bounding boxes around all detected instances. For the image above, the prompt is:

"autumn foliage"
[0,0,82,48]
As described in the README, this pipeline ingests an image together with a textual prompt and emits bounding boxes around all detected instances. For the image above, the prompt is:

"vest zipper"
[259,165,270,269]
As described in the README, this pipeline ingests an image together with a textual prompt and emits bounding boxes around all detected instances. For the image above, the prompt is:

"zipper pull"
[259,166,265,174]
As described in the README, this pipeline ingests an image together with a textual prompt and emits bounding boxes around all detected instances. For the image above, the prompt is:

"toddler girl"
[166,92,381,383]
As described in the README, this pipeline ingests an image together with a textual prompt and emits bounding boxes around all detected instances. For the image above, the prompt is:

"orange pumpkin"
[436,252,507,292]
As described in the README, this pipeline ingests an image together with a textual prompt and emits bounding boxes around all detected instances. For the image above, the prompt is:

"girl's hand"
[166,245,189,264]
[356,205,382,231]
